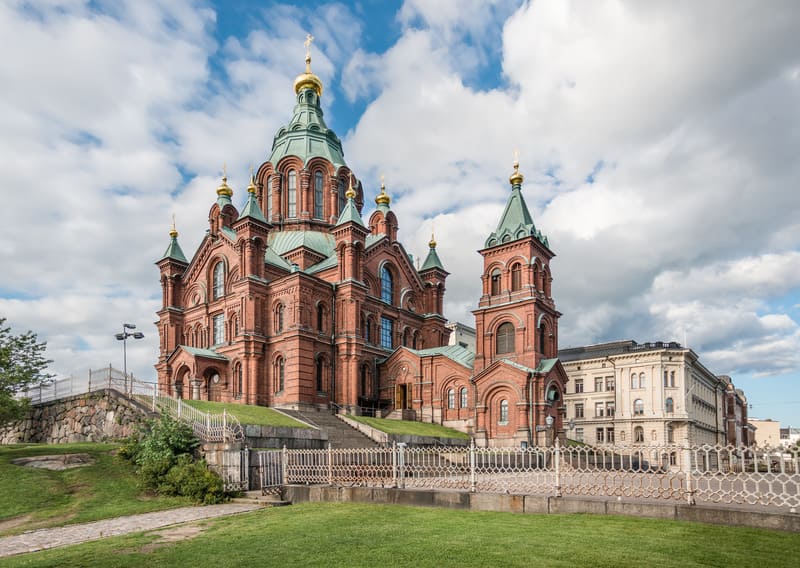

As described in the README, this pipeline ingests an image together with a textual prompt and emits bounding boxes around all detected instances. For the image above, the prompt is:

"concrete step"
[230,491,291,507]
[280,409,380,449]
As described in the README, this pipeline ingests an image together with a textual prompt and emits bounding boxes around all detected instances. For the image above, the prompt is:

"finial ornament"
[217,164,233,197]
[375,173,391,206]
[509,151,524,187]
[294,33,323,96]
[170,214,178,238]
[429,230,437,249]
[345,173,356,199]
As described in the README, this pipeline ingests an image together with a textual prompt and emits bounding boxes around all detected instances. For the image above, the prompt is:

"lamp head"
[115,333,125,340]
[545,415,554,427]
[133,332,144,339]
[123,323,136,329]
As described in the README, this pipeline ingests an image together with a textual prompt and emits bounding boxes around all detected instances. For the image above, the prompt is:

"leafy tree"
[0,317,53,423]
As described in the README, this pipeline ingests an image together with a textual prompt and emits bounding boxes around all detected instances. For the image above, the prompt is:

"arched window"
[631,372,639,389]
[361,364,370,397]
[538,324,546,354]
[667,425,674,443]
[665,397,674,413]
[275,357,285,393]
[234,363,242,397]
[381,265,393,304]
[499,399,509,423]
[266,174,273,219]
[447,388,455,409]
[490,269,501,296]
[496,322,515,354]
[639,372,646,389]
[532,264,539,291]
[634,426,644,443]
[212,313,224,345]
[317,304,325,332]
[314,171,324,219]
[633,399,644,416]
[275,304,284,333]
[460,387,468,409]
[212,261,225,299]
[365,318,372,344]
[338,178,346,215]
[511,263,521,291]
[287,169,297,217]
[403,328,411,347]
[412,331,419,349]
[316,357,324,392]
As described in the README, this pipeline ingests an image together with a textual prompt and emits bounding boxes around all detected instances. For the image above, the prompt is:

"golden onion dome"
[375,177,391,206]
[169,214,178,238]
[294,35,323,97]
[509,159,524,187]
[246,175,257,194]
[429,232,437,249]
[345,175,357,200]
[216,174,233,197]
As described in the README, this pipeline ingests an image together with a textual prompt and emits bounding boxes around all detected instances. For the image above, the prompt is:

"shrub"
[160,455,225,504]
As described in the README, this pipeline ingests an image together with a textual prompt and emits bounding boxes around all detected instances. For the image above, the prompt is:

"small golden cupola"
[375,174,391,210]
[294,34,324,97]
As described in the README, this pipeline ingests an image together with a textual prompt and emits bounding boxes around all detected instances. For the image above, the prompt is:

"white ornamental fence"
[260,441,800,511]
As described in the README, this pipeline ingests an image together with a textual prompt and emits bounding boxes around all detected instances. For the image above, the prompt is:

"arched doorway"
[206,369,223,401]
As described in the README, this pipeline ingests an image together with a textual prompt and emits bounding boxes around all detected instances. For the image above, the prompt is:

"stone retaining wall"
[0,390,153,444]
[284,485,800,533]
[244,424,328,449]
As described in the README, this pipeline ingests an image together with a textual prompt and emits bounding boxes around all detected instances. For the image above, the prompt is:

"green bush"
[118,414,224,503]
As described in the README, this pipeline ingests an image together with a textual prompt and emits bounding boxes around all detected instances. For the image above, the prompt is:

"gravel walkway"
[0,503,261,558]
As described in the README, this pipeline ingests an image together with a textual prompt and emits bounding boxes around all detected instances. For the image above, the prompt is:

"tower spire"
[294,33,324,97]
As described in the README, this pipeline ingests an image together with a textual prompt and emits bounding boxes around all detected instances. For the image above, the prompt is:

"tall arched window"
[634,426,644,443]
[496,322,515,354]
[381,265,393,304]
[631,372,639,389]
[499,399,509,423]
[460,387,468,409]
[403,328,411,347]
[234,363,242,397]
[532,264,539,291]
[490,269,501,296]
[275,304,284,333]
[316,356,324,392]
[447,388,455,409]
[266,174,273,219]
[667,425,674,443]
[511,263,521,291]
[365,318,372,344]
[212,261,225,299]
[338,178,346,215]
[317,304,325,332]
[639,372,646,389]
[539,324,546,354]
[314,171,324,219]
[287,169,297,217]
[275,357,285,393]
[665,397,674,413]
[633,399,644,416]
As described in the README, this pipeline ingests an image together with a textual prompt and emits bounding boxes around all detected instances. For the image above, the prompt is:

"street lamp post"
[115,323,144,394]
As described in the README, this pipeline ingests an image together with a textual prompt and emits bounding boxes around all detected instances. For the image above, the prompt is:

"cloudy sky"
[2,0,799,425]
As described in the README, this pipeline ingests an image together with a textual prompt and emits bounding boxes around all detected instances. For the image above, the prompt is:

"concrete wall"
[0,390,153,444]
[283,485,800,533]
[243,424,328,449]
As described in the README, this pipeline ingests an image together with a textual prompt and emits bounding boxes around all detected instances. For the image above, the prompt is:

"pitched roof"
[485,185,549,249]
[420,246,445,271]
[336,197,366,227]
[238,192,267,223]
[180,346,229,361]
[160,235,188,263]
[408,344,475,369]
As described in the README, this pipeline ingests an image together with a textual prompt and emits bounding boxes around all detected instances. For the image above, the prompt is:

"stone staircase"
[231,490,291,507]
[280,408,380,448]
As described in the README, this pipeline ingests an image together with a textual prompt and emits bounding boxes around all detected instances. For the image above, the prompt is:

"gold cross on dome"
[305,34,314,55]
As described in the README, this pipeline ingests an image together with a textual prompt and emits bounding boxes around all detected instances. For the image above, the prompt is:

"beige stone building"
[749,418,782,447]
[559,341,733,448]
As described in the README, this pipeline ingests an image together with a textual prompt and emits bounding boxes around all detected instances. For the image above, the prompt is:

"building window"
[499,399,509,424]
[595,377,603,392]
[596,428,604,443]
[633,399,644,416]
[490,269,501,296]
[669,451,677,465]
[212,313,224,345]
[314,170,324,219]
[495,322,515,354]
[275,304,284,333]
[364,317,372,344]
[574,379,584,394]
[665,397,674,413]
[266,175,272,219]
[234,363,242,397]
[447,388,455,409]
[663,370,669,388]
[670,371,676,387]
[460,387,468,409]
[538,324,546,355]
[575,403,584,419]
[381,265,393,304]
[380,316,393,349]
[361,365,370,397]
[667,425,675,443]
[212,261,225,299]
[574,427,584,442]
[606,376,615,391]
[634,426,644,443]
[511,263,521,291]
[287,169,297,217]
[595,402,604,418]
[606,428,615,444]
[639,372,646,389]
[631,372,638,389]
[606,402,615,417]
[317,304,325,332]
[338,178,346,215]
[316,357,324,392]
[275,357,285,393]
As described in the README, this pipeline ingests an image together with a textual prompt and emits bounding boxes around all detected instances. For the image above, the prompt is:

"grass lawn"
[182,400,309,428]
[4,502,799,567]
[347,415,470,439]
[0,443,190,536]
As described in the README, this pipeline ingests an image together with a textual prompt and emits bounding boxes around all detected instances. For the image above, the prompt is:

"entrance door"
[395,383,411,410]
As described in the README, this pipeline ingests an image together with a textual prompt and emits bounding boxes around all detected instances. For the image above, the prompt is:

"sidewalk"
[0,503,262,558]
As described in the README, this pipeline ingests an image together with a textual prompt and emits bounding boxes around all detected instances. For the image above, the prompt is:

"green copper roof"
[336,197,365,227]
[268,89,346,168]
[180,346,229,361]
[160,235,188,263]
[420,244,445,272]
[264,246,293,271]
[409,345,475,369]
[238,191,267,223]
[535,358,559,374]
[269,230,336,258]
[485,183,549,249]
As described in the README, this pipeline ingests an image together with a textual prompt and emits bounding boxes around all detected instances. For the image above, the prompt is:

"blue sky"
[1,0,799,427]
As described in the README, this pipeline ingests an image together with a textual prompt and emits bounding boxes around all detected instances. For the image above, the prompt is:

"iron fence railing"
[258,441,799,511]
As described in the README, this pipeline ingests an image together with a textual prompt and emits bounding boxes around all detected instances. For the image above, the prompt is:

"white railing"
[18,366,243,443]
[269,441,800,512]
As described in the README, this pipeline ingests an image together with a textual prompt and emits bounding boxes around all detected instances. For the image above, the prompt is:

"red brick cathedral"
[156,47,567,446]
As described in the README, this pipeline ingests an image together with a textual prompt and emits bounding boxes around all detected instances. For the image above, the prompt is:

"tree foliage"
[0,317,53,423]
